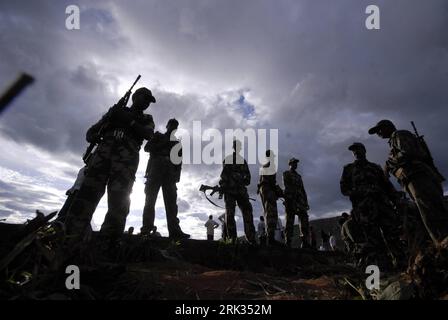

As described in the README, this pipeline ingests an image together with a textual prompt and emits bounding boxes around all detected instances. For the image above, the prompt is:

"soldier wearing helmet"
[65,87,156,250]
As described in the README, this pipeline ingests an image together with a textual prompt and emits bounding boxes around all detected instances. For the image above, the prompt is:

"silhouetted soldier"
[283,157,310,248]
[142,118,190,240]
[219,140,256,244]
[369,119,448,246]
[258,149,283,246]
[340,142,401,266]
[65,87,156,248]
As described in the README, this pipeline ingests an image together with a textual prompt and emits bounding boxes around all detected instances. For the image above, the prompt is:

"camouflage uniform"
[258,161,283,244]
[65,107,154,242]
[283,163,310,247]
[142,131,185,237]
[385,129,448,245]
[219,153,256,243]
[340,152,401,262]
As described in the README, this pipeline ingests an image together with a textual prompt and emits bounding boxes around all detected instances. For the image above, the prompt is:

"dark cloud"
[1,0,447,237]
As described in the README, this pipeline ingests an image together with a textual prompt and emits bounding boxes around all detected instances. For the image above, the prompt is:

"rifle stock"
[199,184,221,197]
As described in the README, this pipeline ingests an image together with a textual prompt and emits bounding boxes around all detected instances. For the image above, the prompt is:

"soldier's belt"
[103,129,126,140]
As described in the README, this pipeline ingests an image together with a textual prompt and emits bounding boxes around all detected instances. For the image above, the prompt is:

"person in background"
[329,232,337,251]
[204,215,219,241]
[275,218,285,243]
[258,216,267,246]
[152,226,162,238]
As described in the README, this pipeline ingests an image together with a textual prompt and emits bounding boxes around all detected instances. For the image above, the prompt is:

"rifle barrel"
[411,121,419,136]
[130,75,141,91]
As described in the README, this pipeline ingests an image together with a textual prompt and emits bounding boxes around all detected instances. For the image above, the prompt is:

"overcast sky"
[1,0,447,239]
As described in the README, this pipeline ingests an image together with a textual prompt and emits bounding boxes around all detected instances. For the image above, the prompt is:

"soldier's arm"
[298,177,309,208]
[144,132,164,153]
[376,164,398,201]
[393,131,421,163]
[130,118,155,141]
[243,160,251,185]
[219,161,228,187]
[282,171,291,194]
[172,142,182,182]
[376,164,396,193]
[340,166,352,196]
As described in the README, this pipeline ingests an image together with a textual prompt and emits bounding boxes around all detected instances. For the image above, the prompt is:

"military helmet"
[368,119,394,135]
[348,142,366,152]
[288,157,299,165]
[132,87,156,103]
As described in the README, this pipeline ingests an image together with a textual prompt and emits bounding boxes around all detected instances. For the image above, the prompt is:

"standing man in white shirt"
[205,215,220,241]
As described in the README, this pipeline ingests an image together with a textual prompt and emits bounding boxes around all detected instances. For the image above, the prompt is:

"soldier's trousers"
[284,199,309,245]
[142,178,181,236]
[65,142,139,242]
[260,187,278,240]
[224,192,256,242]
[353,197,400,251]
[342,219,363,244]
[405,174,448,245]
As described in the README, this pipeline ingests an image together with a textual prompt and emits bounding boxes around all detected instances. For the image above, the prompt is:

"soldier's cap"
[288,157,299,165]
[133,87,156,103]
[167,118,179,127]
[368,119,394,135]
[348,142,366,151]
